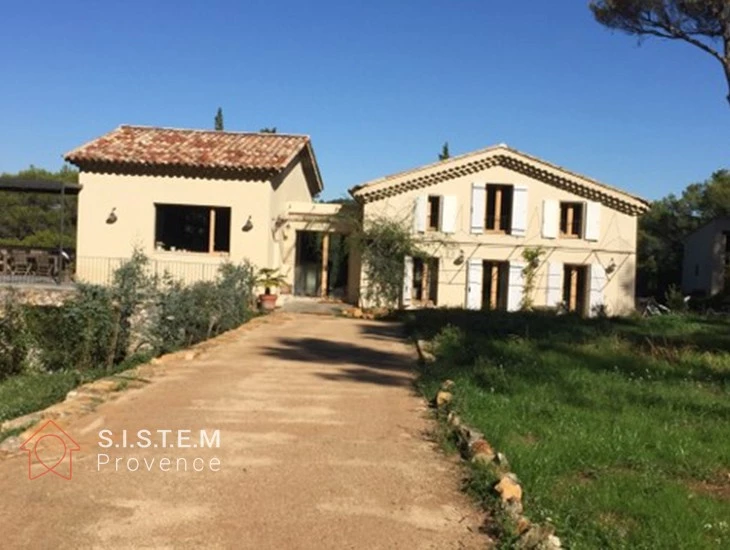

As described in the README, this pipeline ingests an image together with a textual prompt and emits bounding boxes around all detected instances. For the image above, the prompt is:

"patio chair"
[35,253,55,278]
[10,251,32,276]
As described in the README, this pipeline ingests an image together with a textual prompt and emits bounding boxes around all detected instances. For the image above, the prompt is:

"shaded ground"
[0,313,485,549]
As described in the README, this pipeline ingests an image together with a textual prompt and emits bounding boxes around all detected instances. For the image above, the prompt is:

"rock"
[0,436,21,453]
[440,379,455,391]
[516,516,532,535]
[351,308,363,319]
[183,351,196,361]
[435,391,452,408]
[495,451,510,470]
[495,474,523,503]
[502,497,524,519]
[1,412,42,433]
[516,525,560,550]
[470,439,496,464]
[446,411,461,428]
[416,340,435,362]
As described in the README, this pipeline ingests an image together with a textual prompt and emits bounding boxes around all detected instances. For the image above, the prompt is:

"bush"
[0,292,29,379]
[25,285,116,372]
[146,260,256,354]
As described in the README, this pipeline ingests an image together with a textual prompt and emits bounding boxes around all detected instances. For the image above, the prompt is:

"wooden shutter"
[470,183,486,234]
[507,262,525,311]
[413,196,427,233]
[542,199,559,239]
[589,263,606,315]
[511,186,528,237]
[466,258,483,310]
[546,262,563,307]
[441,195,457,234]
[584,201,601,241]
[402,256,413,307]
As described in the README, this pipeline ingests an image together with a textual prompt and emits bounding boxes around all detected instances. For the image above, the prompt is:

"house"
[350,145,649,316]
[682,217,730,296]
[65,125,358,302]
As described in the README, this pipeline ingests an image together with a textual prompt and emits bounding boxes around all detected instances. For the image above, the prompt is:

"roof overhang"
[0,179,81,195]
[350,145,650,216]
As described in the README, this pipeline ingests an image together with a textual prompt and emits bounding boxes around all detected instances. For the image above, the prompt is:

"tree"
[214,108,224,131]
[259,127,277,133]
[438,142,450,161]
[0,166,79,248]
[590,1,730,105]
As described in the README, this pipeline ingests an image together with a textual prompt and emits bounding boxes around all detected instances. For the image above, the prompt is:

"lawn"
[404,310,730,549]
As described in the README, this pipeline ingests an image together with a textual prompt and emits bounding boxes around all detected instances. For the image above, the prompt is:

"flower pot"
[259,293,278,311]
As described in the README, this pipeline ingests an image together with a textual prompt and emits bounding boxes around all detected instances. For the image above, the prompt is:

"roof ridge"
[119,124,310,140]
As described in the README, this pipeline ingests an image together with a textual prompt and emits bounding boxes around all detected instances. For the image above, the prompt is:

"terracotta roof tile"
[64,125,310,173]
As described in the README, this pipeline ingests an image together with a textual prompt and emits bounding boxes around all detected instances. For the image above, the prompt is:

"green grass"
[405,310,730,550]
[0,352,153,435]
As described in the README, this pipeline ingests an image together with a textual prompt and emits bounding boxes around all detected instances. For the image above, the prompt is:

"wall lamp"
[454,249,465,266]
[605,258,617,275]
[106,208,118,224]
[241,216,254,232]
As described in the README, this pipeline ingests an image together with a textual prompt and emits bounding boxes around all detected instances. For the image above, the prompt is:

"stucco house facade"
[66,126,647,315]
[65,125,358,301]
[682,217,730,297]
[350,145,649,316]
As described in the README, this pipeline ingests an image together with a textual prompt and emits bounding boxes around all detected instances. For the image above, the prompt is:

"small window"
[155,204,231,254]
[486,185,513,232]
[426,196,441,231]
[560,202,584,238]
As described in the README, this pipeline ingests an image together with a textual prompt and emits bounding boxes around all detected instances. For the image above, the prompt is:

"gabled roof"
[64,125,323,193]
[350,144,650,215]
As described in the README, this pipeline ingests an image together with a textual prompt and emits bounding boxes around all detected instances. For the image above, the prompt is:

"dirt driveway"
[0,314,485,549]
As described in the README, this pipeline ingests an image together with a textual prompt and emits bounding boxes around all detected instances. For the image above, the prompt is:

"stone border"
[0,312,293,455]
[417,340,562,550]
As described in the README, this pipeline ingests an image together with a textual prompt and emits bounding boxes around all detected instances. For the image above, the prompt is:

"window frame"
[426,195,441,231]
[559,201,584,239]
[485,184,513,233]
[153,203,232,255]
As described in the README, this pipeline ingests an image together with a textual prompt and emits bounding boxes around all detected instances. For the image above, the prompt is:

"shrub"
[0,292,29,379]
[26,285,116,372]
[146,260,256,354]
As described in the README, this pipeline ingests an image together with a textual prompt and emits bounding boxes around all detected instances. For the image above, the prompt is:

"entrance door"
[294,231,349,298]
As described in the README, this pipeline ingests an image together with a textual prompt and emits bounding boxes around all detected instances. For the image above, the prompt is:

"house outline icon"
[20,420,80,480]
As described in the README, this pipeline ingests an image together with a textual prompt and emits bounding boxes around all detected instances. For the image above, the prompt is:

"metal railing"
[75,256,224,286]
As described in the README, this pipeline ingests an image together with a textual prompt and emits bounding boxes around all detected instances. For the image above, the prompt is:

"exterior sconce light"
[106,208,118,224]
[454,249,465,266]
[241,216,254,232]
[605,258,617,275]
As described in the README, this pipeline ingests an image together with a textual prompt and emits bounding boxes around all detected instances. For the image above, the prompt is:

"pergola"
[0,179,82,282]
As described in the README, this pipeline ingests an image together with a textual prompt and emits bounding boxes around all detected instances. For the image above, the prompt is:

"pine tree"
[214,108,224,131]
[438,142,450,161]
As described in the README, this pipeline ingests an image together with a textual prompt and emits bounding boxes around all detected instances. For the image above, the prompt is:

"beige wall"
[76,161,313,285]
[682,218,730,296]
[361,165,639,315]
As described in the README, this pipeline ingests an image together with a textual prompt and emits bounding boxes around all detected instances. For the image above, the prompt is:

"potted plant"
[256,268,287,311]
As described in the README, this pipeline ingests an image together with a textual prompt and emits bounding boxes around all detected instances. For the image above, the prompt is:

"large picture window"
[154,204,231,253]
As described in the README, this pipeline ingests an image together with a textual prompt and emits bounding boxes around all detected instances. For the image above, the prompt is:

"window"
[482,260,508,310]
[154,204,231,254]
[486,185,513,232]
[426,196,441,231]
[560,202,584,238]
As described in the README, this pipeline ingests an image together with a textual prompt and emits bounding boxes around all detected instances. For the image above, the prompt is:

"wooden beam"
[490,263,499,309]
[421,259,430,302]
[208,208,216,253]
[494,187,502,230]
[320,233,330,298]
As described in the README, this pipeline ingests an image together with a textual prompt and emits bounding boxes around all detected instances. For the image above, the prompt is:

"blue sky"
[0,1,727,200]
